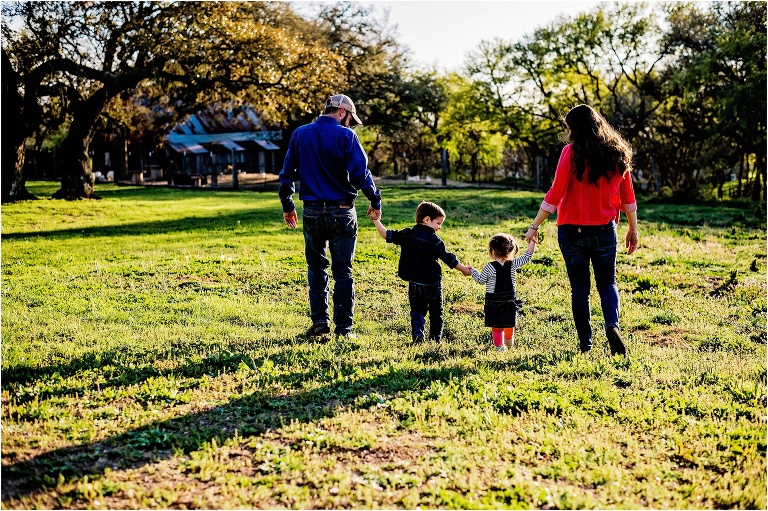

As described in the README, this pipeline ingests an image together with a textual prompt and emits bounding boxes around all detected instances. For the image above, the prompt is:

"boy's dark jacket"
[386,224,459,285]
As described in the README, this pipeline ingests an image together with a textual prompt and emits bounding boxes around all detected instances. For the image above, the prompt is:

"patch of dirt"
[448,302,483,316]
[640,328,689,348]
[174,276,223,285]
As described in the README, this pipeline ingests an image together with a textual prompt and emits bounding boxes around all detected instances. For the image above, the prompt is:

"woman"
[525,105,639,355]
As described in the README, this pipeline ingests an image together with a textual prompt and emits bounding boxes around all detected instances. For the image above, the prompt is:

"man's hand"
[284,211,298,229]
[367,206,381,221]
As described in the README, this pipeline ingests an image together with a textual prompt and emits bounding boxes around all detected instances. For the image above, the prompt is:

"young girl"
[471,233,536,351]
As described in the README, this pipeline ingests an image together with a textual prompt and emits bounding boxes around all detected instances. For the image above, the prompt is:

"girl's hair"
[488,233,519,260]
[564,104,633,185]
[415,201,446,223]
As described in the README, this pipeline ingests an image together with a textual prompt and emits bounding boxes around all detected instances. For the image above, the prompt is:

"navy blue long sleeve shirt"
[387,224,459,285]
[278,116,381,213]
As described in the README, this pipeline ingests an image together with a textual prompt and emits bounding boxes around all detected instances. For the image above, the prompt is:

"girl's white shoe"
[495,345,507,352]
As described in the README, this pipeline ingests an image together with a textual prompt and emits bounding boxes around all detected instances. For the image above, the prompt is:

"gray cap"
[326,94,362,126]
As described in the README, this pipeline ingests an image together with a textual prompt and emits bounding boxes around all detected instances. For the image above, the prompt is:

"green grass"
[2,181,766,509]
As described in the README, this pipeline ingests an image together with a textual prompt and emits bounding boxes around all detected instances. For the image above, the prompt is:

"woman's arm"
[525,145,571,243]
[525,209,551,243]
[625,209,639,254]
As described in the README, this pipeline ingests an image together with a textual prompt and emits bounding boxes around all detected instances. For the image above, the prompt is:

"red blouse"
[542,144,637,226]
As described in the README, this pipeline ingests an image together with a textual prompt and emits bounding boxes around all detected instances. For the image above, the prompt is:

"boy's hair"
[415,201,446,224]
[489,233,520,260]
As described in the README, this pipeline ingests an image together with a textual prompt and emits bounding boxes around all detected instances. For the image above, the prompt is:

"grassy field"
[2,181,766,509]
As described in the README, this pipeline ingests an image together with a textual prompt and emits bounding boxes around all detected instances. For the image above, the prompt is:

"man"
[279,94,382,338]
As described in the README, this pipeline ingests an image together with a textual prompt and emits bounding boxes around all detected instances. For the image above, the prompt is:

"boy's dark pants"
[408,281,443,341]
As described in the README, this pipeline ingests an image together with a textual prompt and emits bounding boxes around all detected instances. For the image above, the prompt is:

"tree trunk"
[1,50,36,203]
[751,151,765,202]
[470,153,478,183]
[743,156,753,195]
[53,89,111,199]
[737,153,744,197]
[1,139,37,203]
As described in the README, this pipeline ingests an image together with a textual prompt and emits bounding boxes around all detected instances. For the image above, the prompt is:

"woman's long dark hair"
[564,104,633,185]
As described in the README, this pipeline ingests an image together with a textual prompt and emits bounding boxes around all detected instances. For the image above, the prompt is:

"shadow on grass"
[3,337,387,405]
[0,355,471,504]
[23,183,282,203]
[1,330,587,504]
[1,209,281,240]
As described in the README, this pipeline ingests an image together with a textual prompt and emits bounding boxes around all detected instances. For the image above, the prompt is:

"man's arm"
[278,134,299,219]
[346,133,381,212]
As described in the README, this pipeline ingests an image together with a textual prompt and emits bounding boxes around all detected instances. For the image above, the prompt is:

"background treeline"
[2,1,765,202]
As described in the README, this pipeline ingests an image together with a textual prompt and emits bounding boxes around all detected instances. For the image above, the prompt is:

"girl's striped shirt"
[471,251,533,293]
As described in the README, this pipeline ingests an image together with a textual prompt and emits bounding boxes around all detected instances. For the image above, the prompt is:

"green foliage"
[1,183,765,509]
[2,1,403,199]
[458,2,766,201]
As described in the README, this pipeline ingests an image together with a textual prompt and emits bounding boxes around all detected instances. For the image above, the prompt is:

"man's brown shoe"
[306,324,331,336]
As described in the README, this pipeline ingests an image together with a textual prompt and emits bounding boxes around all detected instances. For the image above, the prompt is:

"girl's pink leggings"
[492,327,514,346]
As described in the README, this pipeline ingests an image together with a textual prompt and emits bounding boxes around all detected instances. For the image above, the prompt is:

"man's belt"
[303,200,354,208]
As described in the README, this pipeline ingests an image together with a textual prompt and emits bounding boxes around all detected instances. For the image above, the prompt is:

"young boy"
[370,201,472,342]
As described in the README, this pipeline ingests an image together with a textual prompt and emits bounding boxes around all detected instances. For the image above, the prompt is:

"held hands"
[367,206,381,221]
[455,263,473,276]
[284,211,298,229]
[625,230,639,255]
[525,227,539,244]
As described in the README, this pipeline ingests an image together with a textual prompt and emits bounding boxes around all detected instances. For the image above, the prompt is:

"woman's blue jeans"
[302,205,357,335]
[557,222,619,352]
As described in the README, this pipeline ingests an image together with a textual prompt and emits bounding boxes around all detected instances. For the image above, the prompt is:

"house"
[164,107,283,186]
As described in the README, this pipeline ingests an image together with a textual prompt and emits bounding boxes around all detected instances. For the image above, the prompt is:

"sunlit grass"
[2,181,765,509]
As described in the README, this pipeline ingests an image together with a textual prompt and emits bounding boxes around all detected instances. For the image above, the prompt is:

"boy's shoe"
[495,345,507,352]
[606,326,626,356]
[412,336,425,343]
[306,324,331,336]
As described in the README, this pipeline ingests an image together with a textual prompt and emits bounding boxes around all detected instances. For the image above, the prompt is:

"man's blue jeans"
[408,281,443,341]
[557,222,619,352]
[303,205,357,335]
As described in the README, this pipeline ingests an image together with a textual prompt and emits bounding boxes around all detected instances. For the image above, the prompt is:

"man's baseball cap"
[326,94,362,126]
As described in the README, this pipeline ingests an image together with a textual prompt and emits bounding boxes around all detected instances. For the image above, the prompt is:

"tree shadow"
[0,361,472,504]
[3,337,386,406]
[1,209,283,241]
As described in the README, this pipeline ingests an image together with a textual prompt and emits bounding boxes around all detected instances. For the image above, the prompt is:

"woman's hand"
[525,227,539,244]
[625,230,639,254]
